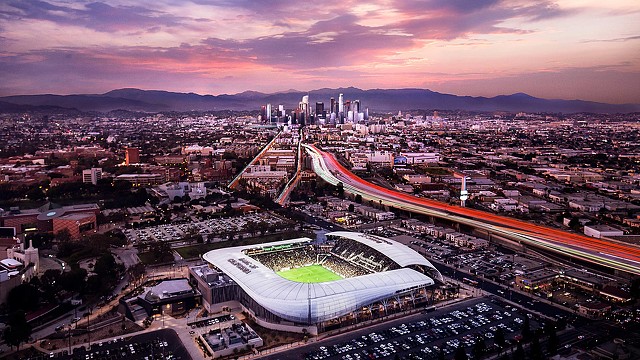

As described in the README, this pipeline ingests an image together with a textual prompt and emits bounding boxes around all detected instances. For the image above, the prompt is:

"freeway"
[276,128,304,205]
[228,131,280,189]
[304,144,640,275]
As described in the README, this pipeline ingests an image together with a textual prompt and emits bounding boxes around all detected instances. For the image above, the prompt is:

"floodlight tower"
[460,175,468,207]
[453,171,469,207]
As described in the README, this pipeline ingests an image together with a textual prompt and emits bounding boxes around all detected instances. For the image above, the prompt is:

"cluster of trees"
[57,232,127,262]
[36,253,122,301]
[2,249,125,349]
[0,177,151,209]
[2,228,130,348]
[145,242,174,264]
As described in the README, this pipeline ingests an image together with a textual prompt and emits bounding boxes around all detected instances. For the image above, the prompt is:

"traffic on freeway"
[303,144,640,275]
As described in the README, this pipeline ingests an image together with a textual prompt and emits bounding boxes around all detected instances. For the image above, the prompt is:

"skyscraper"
[266,103,272,122]
[125,147,140,165]
[302,95,310,120]
[338,93,344,114]
[315,102,325,119]
[330,97,335,114]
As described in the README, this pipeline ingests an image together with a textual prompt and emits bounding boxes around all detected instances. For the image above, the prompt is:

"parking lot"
[297,298,538,360]
[26,329,192,360]
[187,314,235,330]
[125,212,289,243]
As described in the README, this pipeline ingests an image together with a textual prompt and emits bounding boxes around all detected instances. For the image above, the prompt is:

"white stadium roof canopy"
[202,232,440,324]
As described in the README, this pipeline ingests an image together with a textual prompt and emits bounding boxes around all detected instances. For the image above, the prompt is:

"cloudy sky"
[0,0,638,103]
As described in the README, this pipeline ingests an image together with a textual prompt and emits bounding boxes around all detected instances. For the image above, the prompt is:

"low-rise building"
[0,202,99,236]
[115,173,164,186]
[132,279,199,318]
[576,301,611,319]
[584,224,624,239]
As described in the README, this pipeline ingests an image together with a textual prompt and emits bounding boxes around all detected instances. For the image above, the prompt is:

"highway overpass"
[304,144,640,276]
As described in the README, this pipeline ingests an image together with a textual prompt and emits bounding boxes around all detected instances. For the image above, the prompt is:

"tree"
[60,267,88,294]
[7,283,40,312]
[55,228,72,243]
[129,263,146,285]
[568,217,580,230]
[354,194,362,204]
[25,232,55,249]
[547,327,559,356]
[25,186,46,201]
[93,253,118,280]
[454,346,468,360]
[348,204,355,212]
[473,337,487,359]
[39,269,62,302]
[529,335,544,360]
[522,315,532,342]
[336,182,344,198]
[437,348,445,360]
[495,327,506,348]
[148,241,173,263]
[245,221,258,236]
[2,311,31,350]
[513,342,525,360]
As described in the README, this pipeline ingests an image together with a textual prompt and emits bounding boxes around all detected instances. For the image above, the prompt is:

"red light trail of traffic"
[305,144,640,275]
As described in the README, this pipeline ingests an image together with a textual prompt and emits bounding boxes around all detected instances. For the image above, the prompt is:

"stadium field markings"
[276,264,343,283]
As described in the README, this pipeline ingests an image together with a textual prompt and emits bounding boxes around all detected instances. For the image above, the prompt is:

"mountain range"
[1,87,638,114]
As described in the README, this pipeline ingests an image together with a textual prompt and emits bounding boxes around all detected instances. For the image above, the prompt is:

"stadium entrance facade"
[193,231,443,334]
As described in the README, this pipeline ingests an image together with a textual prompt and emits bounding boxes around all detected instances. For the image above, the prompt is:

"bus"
[423,305,437,313]
[462,277,479,286]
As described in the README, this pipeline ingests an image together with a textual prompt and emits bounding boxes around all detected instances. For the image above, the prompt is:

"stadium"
[197,231,443,334]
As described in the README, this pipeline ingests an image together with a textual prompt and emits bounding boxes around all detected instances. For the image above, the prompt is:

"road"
[304,144,640,275]
[229,132,281,189]
[276,128,304,206]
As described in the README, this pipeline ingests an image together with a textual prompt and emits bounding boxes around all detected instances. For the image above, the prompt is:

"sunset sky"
[0,1,638,103]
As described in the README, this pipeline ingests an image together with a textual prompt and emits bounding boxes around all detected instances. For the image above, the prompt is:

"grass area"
[277,264,342,283]
[137,251,172,265]
[174,230,316,260]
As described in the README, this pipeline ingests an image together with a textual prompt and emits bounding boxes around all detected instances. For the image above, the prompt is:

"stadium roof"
[202,233,440,324]
[326,231,440,269]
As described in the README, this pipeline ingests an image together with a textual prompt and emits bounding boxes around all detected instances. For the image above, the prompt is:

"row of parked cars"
[306,302,529,360]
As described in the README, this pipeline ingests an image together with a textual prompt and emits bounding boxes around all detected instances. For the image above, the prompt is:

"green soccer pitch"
[276,265,343,283]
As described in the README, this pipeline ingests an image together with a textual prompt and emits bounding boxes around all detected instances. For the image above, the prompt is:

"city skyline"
[0,1,639,104]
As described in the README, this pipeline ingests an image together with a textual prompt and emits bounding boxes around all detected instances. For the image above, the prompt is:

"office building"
[315,102,325,119]
[125,147,140,165]
[266,103,272,122]
[82,167,102,185]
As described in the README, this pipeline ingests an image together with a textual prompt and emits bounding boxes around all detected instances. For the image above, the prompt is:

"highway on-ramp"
[304,144,640,276]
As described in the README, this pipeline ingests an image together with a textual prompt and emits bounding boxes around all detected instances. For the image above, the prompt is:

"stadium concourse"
[195,231,443,334]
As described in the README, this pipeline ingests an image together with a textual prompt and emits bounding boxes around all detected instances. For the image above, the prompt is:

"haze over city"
[0,0,639,103]
[1,2,640,360]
